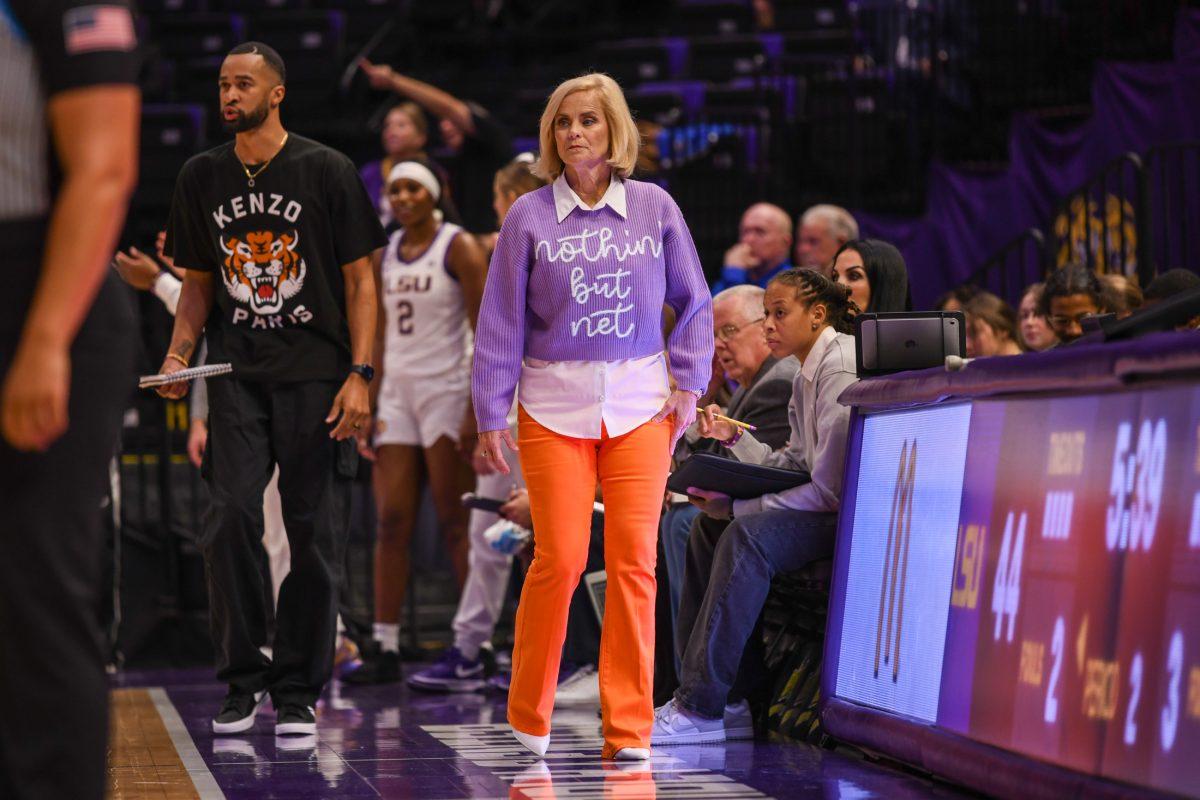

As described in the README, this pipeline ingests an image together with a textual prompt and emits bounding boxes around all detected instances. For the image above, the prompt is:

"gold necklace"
[236,132,288,188]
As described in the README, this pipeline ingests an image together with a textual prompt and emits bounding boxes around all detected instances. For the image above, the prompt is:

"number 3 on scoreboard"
[992,511,1027,642]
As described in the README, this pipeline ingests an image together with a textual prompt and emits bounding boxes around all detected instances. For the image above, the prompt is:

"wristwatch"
[349,364,375,383]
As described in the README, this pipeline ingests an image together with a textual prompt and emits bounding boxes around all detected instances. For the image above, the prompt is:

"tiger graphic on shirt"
[218,229,307,316]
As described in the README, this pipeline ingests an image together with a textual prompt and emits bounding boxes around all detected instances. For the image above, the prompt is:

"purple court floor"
[109,668,978,799]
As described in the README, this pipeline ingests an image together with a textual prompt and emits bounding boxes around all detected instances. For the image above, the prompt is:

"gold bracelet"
[167,352,189,368]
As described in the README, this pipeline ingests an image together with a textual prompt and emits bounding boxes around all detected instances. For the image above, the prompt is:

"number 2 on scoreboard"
[1044,616,1065,724]
[992,511,1027,642]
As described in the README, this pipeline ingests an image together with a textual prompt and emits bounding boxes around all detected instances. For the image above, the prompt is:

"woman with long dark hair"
[830,238,911,313]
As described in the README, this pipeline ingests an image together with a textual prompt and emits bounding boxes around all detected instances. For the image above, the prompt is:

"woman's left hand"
[652,389,698,455]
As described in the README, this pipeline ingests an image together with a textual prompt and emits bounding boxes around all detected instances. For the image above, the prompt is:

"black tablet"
[667,452,810,500]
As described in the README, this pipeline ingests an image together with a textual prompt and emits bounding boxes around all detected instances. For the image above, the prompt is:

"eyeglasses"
[715,316,765,342]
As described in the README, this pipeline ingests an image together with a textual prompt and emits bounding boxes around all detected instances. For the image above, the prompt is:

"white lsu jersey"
[380,222,471,379]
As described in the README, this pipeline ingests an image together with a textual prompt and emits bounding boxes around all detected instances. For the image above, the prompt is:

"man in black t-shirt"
[158,42,386,737]
[360,59,512,233]
[0,3,139,798]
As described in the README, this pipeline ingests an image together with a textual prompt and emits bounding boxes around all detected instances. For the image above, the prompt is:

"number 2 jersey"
[379,221,471,380]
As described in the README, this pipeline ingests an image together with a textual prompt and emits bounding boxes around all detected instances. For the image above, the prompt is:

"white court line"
[148,687,227,800]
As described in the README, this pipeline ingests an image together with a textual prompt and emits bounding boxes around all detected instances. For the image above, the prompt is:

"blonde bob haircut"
[533,73,640,182]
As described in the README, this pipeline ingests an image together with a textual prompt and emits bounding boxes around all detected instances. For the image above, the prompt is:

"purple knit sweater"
[472,178,714,432]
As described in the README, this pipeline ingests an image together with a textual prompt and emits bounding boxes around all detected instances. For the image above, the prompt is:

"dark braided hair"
[769,267,857,334]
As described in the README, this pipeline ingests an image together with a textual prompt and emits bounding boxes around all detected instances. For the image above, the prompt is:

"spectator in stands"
[830,238,912,313]
[359,102,436,229]
[1018,282,1057,351]
[1143,268,1200,330]
[662,285,797,627]
[344,161,488,685]
[654,269,858,746]
[794,204,859,276]
[1100,273,1143,319]
[360,59,512,234]
[963,292,1022,357]
[1040,263,1107,344]
[935,284,978,313]
[405,155,550,694]
[713,203,794,292]
[472,72,713,761]
[1144,268,1200,305]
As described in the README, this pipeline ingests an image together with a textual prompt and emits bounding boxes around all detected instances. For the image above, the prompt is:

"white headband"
[388,161,440,202]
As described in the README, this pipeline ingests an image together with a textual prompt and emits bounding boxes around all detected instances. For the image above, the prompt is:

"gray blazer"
[679,354,799,459]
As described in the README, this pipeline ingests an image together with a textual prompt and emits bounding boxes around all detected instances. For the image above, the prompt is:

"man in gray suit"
[662,285,797,622]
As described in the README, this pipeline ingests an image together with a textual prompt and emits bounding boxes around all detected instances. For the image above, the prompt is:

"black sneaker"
[212,689,267,734]
[342,649,401,685]
[275,703,317,736]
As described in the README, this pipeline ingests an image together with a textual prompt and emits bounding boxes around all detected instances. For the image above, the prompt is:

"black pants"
[674,509,837,718]
[0,224,134,800]
[203,376,357,707]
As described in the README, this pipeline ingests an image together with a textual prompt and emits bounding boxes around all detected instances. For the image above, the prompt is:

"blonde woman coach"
[471,73,713,761]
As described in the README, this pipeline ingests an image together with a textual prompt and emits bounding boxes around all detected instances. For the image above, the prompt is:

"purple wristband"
[720,426,744,448]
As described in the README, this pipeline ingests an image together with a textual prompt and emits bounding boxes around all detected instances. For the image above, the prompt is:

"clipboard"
[667,452,810,500]
[139,362,233,389]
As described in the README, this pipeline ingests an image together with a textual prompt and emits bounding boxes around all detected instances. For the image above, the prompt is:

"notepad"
[667,452,810,500]
[138,362,233,389]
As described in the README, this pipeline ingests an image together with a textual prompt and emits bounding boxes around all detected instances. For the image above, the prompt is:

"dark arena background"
[21,0,1200,798]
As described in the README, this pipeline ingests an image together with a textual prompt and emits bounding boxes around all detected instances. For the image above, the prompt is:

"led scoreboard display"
[826,385,1200,797]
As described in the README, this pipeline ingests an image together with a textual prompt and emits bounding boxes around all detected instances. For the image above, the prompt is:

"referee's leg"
[0,274,133,800]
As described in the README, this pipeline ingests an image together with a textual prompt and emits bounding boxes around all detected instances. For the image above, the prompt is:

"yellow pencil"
[714,413,756,431]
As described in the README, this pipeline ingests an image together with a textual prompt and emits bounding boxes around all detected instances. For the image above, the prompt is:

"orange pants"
[508,407,671,757]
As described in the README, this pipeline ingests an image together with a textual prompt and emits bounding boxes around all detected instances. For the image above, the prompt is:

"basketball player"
[157,42,386,736]
[345,160,488,684]
[0,2,139,797]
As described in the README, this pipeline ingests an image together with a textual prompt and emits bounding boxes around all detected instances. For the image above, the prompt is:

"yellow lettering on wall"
[1188,666,1200,720]
[951,524,986,610]
[1020,640,1045,686]
[1083,659,1120,720]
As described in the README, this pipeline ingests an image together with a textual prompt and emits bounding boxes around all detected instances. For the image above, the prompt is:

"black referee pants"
[202,376,357,707]
[0,224,134,800]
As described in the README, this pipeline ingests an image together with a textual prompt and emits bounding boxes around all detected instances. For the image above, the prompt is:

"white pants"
[451,454,523,659]
[262,467,290,605]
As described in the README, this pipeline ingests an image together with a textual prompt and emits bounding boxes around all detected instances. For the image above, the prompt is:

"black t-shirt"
[166,135,387,383]
[442,102,512,234]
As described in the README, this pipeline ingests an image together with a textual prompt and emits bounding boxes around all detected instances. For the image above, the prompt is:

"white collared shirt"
[551,172,628,222]
[518,174,670,439]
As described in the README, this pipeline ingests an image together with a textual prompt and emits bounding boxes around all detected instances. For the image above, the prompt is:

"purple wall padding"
[823,698,1173,800]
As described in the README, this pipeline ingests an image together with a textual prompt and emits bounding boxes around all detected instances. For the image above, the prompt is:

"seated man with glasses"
[1040,263,1109,344]
[662,285,797,630]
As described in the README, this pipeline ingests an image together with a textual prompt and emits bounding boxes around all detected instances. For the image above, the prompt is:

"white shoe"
[513,727,550,757]
[614,747,650,761]
[650,699,726,745]
[553,664,599,708]
[723,700,754,740]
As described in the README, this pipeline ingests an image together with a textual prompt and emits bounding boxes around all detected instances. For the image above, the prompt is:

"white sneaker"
[724,700,754,740]
[650,699,726,745]
[614,747,650,761]
[554,664,599,708]
[512,727,550,757]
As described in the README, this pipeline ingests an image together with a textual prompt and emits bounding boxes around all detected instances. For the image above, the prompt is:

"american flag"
[63,5,136,55]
